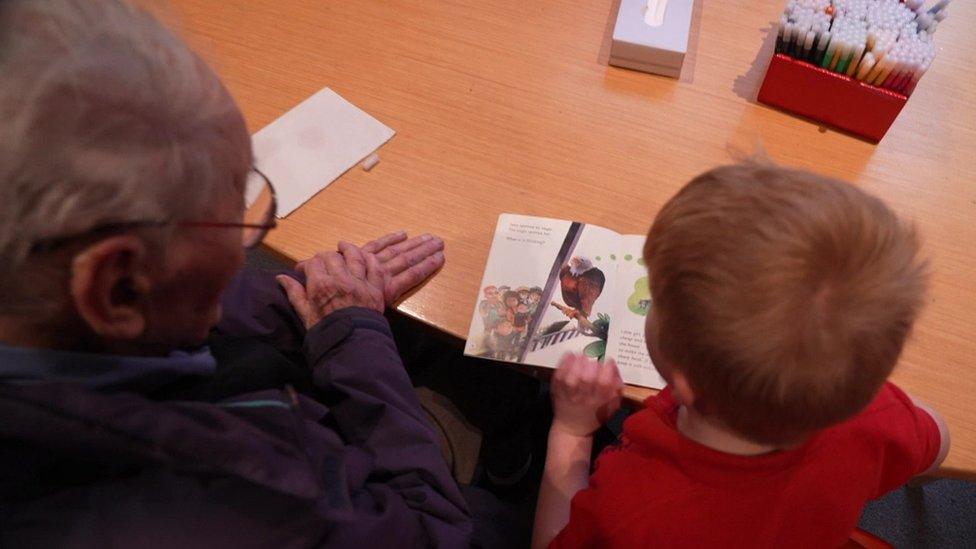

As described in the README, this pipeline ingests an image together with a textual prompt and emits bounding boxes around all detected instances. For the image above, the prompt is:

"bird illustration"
[556,256,606,319]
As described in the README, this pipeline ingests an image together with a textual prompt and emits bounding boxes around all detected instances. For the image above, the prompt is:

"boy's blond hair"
[644,163,927,445]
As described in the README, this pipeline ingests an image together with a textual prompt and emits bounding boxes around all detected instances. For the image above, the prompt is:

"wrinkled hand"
[294,231,445,307]
[277,243,385,329]
[362,231,446,305]
[551,354,624,437]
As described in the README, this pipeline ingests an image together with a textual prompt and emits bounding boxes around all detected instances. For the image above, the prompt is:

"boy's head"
[643,162,927,445]
[483,285,499,300]
[503,291,520,308]
[529,287,543,303]
[495,319,514,336]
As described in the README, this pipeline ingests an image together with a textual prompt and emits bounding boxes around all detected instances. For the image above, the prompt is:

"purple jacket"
[0,270,471,548]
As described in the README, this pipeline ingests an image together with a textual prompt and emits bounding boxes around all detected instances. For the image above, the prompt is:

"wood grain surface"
[165,0,976,479]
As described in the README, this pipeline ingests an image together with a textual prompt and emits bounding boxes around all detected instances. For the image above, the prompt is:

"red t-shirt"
[550,382,941,548]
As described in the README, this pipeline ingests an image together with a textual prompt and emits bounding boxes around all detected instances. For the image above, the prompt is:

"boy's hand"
[551,354,624,437]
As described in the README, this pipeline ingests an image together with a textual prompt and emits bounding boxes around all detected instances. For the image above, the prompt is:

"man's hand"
[296,231,445,307]
[277,243,385,329]
[362,231,445,305]
[551,354,624,438]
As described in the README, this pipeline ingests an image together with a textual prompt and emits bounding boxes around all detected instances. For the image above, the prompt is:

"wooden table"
[169,0,976,479]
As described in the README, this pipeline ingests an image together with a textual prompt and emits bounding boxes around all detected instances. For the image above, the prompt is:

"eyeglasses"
[225,166,278,248]
[29,167,278,253]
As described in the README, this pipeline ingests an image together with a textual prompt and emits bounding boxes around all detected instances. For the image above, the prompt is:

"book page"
[464,214,620,370]
[605,235,666,389]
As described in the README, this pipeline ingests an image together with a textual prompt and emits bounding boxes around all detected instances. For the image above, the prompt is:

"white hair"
[0,0,251,314]
[568,257,593,276]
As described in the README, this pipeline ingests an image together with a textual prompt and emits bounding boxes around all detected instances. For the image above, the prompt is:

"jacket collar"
[0,342,216,391]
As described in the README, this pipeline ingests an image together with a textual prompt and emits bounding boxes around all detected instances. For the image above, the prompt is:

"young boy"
[528,287,544,314]
[479,285,505,334]
[489,319,519,360]
[532,163,950,548]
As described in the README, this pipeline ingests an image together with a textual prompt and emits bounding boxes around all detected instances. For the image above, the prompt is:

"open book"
[464,214,666,389]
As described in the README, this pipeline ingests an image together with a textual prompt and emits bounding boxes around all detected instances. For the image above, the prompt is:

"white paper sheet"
[251,87,395,217]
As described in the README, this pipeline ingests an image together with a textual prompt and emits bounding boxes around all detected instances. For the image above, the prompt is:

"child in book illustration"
[527,287,543,314]
[532,163,950,549]
[513,302,531,340]
[478,285,505,335]
[517,286,531,305]
[501,290,525,345]
[502,290,520,319]
[488,319,518,360]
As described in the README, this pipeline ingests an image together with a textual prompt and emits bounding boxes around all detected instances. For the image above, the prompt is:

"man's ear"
[671,370,697,408]
[70,236,151,341]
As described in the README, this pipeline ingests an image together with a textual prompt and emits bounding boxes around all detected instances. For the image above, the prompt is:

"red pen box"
[758,53,908,143]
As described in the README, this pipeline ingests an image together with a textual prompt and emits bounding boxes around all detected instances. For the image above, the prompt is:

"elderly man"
[0,0,469,546]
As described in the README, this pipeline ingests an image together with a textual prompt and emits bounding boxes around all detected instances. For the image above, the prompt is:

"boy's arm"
[907,393,951,476]
[533,426,593,549]
[532,354,623,549]
[866,383,950,497]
